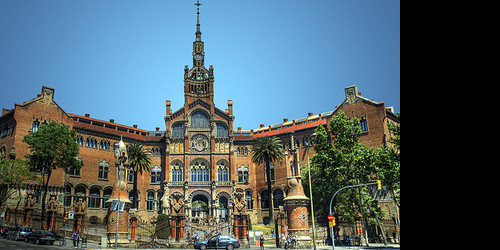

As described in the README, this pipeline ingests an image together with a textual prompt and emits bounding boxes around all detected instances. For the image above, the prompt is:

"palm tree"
[251,136,284,247]
[127,143,153,209]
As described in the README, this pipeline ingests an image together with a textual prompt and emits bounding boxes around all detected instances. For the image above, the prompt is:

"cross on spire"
[194,1,202,41]
[195,1,202,15]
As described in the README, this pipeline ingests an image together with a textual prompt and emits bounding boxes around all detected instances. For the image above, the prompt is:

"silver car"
[6,226,33,241]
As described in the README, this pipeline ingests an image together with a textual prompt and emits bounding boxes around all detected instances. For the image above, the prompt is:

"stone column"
[283,177,313,247]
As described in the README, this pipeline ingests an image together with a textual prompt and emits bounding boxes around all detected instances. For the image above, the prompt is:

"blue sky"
[0,0,400,131]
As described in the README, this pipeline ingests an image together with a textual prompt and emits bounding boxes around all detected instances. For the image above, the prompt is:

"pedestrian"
[271,228,274,238]
[72,230,79,248]
[260,234,264,250]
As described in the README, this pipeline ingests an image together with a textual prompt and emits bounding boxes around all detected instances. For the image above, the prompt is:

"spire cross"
[195,1,202,14]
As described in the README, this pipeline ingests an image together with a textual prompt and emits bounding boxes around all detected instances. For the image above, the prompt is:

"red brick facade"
[0,12,399,238]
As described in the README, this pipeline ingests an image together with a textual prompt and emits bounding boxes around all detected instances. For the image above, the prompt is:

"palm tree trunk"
[265,161,273,221]
[133,171,138,209]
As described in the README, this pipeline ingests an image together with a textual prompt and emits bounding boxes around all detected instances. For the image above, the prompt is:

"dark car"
[25,230,57,245]
[195,235,240,250]
[6,226,32,241]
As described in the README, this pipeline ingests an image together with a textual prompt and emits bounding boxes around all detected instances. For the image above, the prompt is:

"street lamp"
[115,139,127,249]
[308,132,317,250]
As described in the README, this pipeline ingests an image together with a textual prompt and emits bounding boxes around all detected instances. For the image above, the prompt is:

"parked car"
[25,230,56,245]
[195,235,240,250]
[6,226,32,241]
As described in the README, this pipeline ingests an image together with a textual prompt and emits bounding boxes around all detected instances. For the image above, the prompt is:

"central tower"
[184,2,214,105]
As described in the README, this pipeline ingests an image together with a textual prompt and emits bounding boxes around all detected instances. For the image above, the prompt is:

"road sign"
[328,214,334,221]
[68,211,74,220]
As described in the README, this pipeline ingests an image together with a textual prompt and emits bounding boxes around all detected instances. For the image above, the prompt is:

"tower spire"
[195,1,202,41]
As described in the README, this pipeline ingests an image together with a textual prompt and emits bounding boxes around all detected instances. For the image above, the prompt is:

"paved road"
[1,237,399,250]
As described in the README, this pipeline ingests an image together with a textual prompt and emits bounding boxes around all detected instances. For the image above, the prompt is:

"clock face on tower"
[195,53,203,60]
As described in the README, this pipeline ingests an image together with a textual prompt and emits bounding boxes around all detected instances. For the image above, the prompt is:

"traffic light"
[329,216,336,227]
[64,211,69,221]
[377,180,382,190]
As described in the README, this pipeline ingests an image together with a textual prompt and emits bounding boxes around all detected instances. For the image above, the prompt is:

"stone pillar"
[283,177,312,247]
[105,140,133,248]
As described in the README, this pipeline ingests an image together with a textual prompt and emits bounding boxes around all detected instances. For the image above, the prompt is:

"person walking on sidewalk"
[72,230,79,248]
[260,234,265,250]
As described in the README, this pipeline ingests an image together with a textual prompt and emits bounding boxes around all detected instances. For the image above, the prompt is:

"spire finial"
[194,1,202,41]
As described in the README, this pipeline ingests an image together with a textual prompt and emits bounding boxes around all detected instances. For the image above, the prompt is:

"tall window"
[89,188,100,208]
[172,123,184,138]
[127,169,135,183]
[273,189,284,208]
[216,123,228,138]
[191,111,209,127]
[238,165,249,183]
[360,117,368,132]
[98,160,109,180]
[103,189,112,208]
[245,190,254,210]
[64,186,72,207]
[171,161,183,182]
[150,166,162,184]
[261,190,270,209]
[32,119,40,132]
[191,161,209,182]
[147,191,155,211]
[266,163,275,182]
[157,191,164,212]
[217,162,229,182]
[69,157,82,177]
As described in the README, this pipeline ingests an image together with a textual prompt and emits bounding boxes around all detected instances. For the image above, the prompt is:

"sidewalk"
[77,240,399,250]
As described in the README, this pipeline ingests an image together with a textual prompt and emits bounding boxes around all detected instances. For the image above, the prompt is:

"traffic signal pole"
[328,181,381,250]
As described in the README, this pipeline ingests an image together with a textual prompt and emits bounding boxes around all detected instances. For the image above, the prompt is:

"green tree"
[375,113,400,208]
[155,213,171,239]
[0,159,38,209]
[303,111,381,244]
[22,121,82,229]
[251,136,284,247]
[127,143,153,209]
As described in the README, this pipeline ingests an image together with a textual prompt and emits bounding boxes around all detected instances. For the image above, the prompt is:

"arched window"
[157,191,164,212]
[64,185,72,207]
[217,161,229,182]
[171,161,183,182]
[98,160,109,180]
[216,123,228,138]
[191,111,209,127]
[245,190,254,210]
[150,165,162,184]
[75,186,86,196]
[172,123,184,138]
[273,189,284,208]
[191,161,209,182]
[360,117,369,132]
[261,190,270,209]
[238,165,249,183]
[147,191,155,211]
[89,188,100,208]
[103,189,112,208]
[32,119,40,132]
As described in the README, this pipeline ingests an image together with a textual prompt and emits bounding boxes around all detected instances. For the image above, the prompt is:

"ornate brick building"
[0,5,399,244]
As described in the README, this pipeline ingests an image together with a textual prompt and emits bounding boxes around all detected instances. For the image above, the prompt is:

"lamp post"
[115,139,127,249]
[308,133,317,250]
[115,157,122,249]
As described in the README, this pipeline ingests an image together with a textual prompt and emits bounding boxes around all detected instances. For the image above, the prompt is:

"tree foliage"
[0,159,38,209]
[127,143,153,209]
[22,121,82,228]
[303,111,381,224]
[251,136,284,247]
